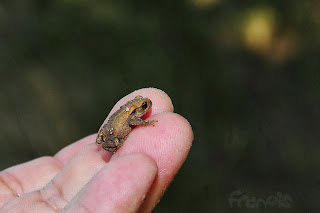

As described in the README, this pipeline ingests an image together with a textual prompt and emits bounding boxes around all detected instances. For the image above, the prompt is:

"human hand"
[0,88,193,213]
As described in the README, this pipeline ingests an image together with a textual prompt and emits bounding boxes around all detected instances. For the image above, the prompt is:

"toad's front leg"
[128,117,157,126]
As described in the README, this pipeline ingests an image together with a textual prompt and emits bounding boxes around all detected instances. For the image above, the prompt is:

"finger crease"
[39,179,68,212]
[37,190,60,213]
[0,171,24,197]
[68,201,94,213]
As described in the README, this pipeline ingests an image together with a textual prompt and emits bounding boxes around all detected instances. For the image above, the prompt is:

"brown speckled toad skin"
[96,96,157,152]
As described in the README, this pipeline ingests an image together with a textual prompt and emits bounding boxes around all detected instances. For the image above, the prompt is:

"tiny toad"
[96,95,157,152]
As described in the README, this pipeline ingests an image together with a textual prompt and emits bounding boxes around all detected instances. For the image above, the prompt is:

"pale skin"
[0,88,193,213]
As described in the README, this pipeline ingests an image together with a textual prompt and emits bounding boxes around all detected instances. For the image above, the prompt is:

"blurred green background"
[1,0,320,212]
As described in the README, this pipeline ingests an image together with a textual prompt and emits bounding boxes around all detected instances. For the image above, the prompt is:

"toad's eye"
[141,102,148,110]
[101,135,106,142]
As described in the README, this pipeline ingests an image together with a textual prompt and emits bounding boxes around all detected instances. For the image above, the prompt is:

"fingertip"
[112,152,158,177]
[161,113,193,180]
[132,152,159,174]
